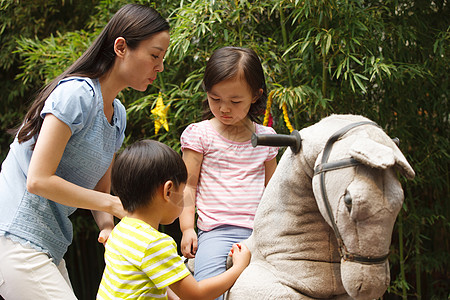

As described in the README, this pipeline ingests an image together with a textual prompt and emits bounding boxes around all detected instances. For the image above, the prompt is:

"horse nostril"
[344,192,352,213]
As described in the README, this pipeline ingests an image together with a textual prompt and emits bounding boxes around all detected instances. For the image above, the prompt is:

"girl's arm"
[27,114,126,219]
[264,157,277,186]
[170,243,251,300]
[179,148,203,258]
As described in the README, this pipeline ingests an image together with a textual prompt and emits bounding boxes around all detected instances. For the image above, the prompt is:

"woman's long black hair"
[16,4,169,144]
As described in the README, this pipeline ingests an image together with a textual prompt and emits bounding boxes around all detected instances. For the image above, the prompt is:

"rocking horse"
[226,114,415,299]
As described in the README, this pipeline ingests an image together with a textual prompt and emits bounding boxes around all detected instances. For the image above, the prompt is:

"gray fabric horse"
[226,114,415,300]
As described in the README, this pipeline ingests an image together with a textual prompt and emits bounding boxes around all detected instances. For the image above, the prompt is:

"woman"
[0,4,170,299]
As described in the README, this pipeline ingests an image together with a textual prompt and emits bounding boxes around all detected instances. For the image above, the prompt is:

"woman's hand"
[92,210,115,245]
[109,195,127,219]
[98,227,113,245]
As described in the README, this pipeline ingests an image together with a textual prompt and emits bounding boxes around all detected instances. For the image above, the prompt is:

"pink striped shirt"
[181,120,278,231]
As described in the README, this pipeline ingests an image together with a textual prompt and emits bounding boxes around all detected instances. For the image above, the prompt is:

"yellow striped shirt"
[97,217,190,299]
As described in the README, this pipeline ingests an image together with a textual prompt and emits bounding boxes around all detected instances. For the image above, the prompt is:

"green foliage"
[0,0,102,161]
[2,0,448,299]
[15,30,95,85]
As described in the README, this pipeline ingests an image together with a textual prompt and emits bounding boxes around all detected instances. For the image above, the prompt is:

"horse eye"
[344,192,352,213]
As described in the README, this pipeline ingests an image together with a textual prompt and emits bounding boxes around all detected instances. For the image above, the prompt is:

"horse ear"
[349,138,415,179]
[349,138,395,169]
[392,144,416,179]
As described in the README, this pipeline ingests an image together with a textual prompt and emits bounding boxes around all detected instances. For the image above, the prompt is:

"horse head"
[252,116,415,299]
[311,121,414,299]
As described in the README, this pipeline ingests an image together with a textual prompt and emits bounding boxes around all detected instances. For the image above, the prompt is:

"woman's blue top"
[0,77,126,265]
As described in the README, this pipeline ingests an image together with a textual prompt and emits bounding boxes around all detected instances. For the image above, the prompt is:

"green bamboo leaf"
[335,62,343,79]
[349,55,363,65]
[325,33,332,55]
[353,74,367,92]
[380,64,392,76]
[351,37,361,46]
[354,73,369,81]
[349,75,355,92]
[315,32,322,45]
[300,40,310,53]
[283,41,299,57]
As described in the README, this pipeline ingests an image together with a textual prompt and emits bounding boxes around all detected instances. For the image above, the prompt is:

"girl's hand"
[98,227,113,246]
[180,228,198,258]
[229,243,251,270]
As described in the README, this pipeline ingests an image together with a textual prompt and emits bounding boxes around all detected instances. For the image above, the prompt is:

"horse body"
[227,114,414,300]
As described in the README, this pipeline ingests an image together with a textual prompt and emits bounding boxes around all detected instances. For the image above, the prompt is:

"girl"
[179,46,278,299]
[0,4,169,299]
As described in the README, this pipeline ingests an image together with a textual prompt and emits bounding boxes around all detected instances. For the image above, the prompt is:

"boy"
[97,140,251,299]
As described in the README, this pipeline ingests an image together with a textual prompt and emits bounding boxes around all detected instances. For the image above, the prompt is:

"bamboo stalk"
[398,211,407,300]
[280,6,293,87]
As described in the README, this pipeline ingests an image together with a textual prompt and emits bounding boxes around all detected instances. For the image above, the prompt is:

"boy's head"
[111,139,187,213]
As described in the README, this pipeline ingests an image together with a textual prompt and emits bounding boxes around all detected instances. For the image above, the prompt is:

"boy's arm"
[179,149,203,258]
[170,244,251,300]
[167,287,180,300]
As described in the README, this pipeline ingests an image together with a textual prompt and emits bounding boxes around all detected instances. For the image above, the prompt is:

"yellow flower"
[151,92,170,134]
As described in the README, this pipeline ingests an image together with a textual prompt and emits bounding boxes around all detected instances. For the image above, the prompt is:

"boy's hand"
[180,228,198,258]
[229,243,251,270]
[98,227,113,246]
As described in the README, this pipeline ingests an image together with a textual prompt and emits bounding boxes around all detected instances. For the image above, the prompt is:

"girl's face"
[120,30,170,92]
[207,75,258,126]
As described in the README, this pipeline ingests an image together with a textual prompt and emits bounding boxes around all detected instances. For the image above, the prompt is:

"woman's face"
[120,30,170,92]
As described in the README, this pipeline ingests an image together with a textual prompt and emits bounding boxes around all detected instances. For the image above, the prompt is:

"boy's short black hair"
[111,139,187,213]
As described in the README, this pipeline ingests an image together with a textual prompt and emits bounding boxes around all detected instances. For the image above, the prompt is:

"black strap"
[314,158,360,175]
[316,121,389,264]
[320,121,377,165]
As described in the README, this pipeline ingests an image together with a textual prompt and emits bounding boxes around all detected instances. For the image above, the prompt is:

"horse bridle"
[252,121,392,264]
[313,121,390,264]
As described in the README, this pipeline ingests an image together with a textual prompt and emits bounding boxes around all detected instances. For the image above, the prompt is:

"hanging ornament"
[264,91,275,126]
[282,102,294,133]
[151,92,170,134]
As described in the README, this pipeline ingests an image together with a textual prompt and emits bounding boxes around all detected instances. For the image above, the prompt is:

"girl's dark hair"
[16,4,169,144]
[111,140,187,213]
[202,46,268,122]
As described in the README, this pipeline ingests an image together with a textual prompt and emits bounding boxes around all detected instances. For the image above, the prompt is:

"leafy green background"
[1,0,448,299]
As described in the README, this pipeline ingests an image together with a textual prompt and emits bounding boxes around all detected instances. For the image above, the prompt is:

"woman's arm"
[27,114,126,219]
[264,157,277,186]
[179,148,203,258]
[91,160,117,244]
